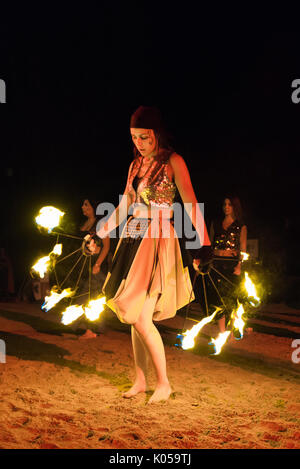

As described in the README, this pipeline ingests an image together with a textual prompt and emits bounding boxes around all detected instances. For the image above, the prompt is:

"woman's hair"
[132,129,174,163]
[223,195,244,224]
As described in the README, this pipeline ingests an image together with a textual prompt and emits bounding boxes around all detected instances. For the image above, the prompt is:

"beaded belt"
[124,217,150,242]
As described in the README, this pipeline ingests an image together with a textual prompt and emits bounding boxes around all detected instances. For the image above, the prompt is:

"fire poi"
[32,207,261,355]
[32,206,107,327]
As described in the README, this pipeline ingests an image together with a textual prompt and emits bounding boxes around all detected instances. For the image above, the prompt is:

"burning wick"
[209,331,231,355]
[61,305,85,325]
[244,271,260,306]
[231,301,246,340]
[177,307,222,350]
[240,251,249,262]
[84,296,106,321]
[35,206,65,233]
[60,296,106,325]
[31,256,51,279]
[31,243,62,279]
[51,243,62,256]
[42,287,74,312]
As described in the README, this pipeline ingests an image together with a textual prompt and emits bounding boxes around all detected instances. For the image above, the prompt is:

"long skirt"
[102,216,195,324]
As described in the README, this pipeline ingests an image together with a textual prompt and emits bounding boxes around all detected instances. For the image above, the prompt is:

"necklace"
[137,157,156,179]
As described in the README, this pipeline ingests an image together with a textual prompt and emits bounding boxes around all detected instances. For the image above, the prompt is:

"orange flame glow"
[31,255,51,278]
[35,206,65,232]
[61,305,85,325]
[42,287,74,312]
[84,296,106,321]
[240,251,249,262]
[244,271,260,305]
[181,307,222,350]
[232,301,246,338]
[210,331,231,355]
[51,243,62,256]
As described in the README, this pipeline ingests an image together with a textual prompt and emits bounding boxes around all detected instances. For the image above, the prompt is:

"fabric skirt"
[102,216,195,324]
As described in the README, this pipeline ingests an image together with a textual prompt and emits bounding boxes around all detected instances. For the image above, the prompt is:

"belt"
[132,205,173,219]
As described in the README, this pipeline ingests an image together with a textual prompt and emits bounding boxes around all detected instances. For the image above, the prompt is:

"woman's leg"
[122,327,150,398]
[133,294,172,403]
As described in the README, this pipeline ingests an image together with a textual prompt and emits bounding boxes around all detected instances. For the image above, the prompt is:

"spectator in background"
[210,196,247,332]
[72,197,111,339]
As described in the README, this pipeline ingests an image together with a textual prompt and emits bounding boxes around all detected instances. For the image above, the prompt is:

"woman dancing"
[97,106,211,403]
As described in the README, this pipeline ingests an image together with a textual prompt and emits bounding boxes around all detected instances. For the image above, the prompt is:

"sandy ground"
[0,301,300,450]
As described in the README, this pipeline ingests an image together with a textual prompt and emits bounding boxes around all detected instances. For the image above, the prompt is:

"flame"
[210,331,231,355]
[240,251,249,262]
[61,305,85,325]
[31,255,51,278]
[51,243,62,256]
[31,243,62,279]
[35,206,65,232]
[244,271,260,305]
[181,307,222,350]
[84,296,106,321]
[42,287,74,312]
[232,301,246,339]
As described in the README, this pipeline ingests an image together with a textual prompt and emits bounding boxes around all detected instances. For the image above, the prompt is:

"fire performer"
[78,198,111,337]
[64,198,111,339]
[210,196,247,333]
[97,106,212,403]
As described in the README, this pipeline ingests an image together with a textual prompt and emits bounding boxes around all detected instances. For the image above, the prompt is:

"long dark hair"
[223,195,245,224]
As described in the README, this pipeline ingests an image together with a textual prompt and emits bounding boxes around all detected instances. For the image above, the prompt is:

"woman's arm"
[234,225,247,275]
[97,161,135,239]
[169,153,211,248]
[92,236,110,274]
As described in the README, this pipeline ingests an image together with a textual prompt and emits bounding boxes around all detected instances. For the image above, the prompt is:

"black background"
[1,4,300,289]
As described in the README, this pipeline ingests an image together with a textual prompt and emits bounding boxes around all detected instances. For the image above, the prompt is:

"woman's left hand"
[233,264,241,276]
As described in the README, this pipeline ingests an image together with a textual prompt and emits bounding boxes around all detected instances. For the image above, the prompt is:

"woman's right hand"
[92,264,100,275]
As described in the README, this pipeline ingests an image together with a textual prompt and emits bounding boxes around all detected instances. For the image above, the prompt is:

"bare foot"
[79,329,97,340]
[148,383,172,404]
[122,382,147,399]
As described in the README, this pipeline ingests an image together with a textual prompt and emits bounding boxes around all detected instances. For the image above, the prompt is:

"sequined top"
[212,219,245,253]
[127,152,177,208]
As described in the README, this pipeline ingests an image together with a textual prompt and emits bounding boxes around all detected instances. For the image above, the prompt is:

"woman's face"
[130,128,157,158]
[82,199,94,218]
[223,198,234,217]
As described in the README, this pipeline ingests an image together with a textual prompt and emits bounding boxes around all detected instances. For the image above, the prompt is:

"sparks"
[244,271,260,306]
[210,331,231,355]
[84,296,106,321]
[61,304,85,325]
[180,307,222,350]
[35,206,65,232]
[42,287,74,312]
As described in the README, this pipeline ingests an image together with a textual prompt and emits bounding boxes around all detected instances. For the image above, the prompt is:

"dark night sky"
[1,5,300,284]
